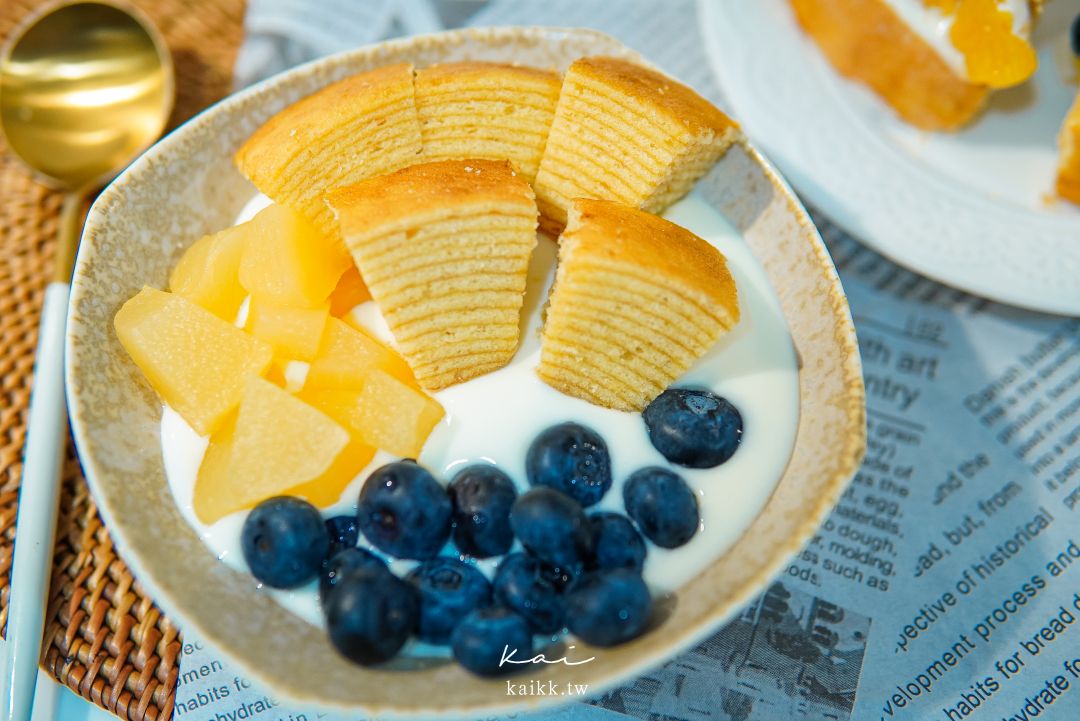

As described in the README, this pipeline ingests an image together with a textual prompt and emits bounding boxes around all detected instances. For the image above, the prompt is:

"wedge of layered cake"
[533,56,741,233]
[415,62,561,184]
[538,199,739,412]
[234,63,422,239]
[326,159,538,390]
[790,0,1039,130]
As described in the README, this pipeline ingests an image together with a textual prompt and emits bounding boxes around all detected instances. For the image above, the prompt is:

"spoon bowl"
[0,4,172,720]
[1,0,172,190]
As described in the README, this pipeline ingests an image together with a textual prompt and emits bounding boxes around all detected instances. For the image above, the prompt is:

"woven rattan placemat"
[1,1,245,718]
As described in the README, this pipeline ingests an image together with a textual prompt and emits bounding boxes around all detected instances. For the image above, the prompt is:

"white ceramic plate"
[700,0,1080,315]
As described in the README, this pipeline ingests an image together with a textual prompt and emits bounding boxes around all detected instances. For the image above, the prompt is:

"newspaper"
[172,2,1080,720]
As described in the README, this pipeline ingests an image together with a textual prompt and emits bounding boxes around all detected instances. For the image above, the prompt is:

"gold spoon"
[0,3,172,718]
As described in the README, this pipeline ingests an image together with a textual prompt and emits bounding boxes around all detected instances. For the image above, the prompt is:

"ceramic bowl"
[66,26,865,718]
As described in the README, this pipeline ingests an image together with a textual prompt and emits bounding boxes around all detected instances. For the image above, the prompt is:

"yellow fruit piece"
[193,377,350,523]
[286,438,376,507]
[239,203,352,308]
[168,224,249,321]
[246,298,330,361]
[328,266,372,317]
[306,318,417,390]
[300,369,444,458]
[950,0,1037,89]
[114,287,273,435]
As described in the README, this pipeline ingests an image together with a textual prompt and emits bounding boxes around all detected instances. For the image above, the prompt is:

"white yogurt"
[161,192,800,632]
[882,0,1031,80]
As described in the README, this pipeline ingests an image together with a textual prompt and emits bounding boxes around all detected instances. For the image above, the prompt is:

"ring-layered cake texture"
[234,63,422,239]
[538,199,740,412]
[327,159,538,391]
[415,62,561,184]
[533,56,741,232]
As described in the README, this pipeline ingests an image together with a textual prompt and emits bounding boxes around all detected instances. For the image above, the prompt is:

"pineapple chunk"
[246,298,329,361]
[114,287,272,435]
[168,224,248,321]
[238,203,352,308]
[306,318,417,390]
[193,377,350,523]
[286,438,376,507]
[328,266,371,317]
[300,369,444,458]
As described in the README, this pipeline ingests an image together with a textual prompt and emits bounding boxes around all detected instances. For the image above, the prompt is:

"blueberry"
[623,467,700,549]
[589,512,646,572]
[493,553,569,634]
[325,515,360,557]
[564,569,652,647]
[451,606,533,677]
[526,422,612,507]
[1072,13,1080,57]
[510,487,594,570]
[324,569,419,665]
[405,557,492,644]
[643,388,743,468]
[320,547,388,606]
[241,496,329,589]
[357,461,451,559]
[448,465,517,558]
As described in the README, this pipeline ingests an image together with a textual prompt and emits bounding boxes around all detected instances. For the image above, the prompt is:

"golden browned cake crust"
[533,56,741,232]
[538,199,739,411]
[326,159,538,390]
[415,62,561,184]
[790,0,988,130]
[234,63,422,238]
[1057,90,1080,205]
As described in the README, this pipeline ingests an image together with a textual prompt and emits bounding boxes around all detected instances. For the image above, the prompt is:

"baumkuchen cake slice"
[415,62,561,184]
[326,159,538,391]
[235,64,422,239]
[538,199,739,412]
[533,56,740,231]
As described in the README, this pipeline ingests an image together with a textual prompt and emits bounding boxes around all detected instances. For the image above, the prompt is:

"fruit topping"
[114,287,272,436]
[320,547,388,606]
[192,377,351,523]
[451,606,534,677]
[168,222,248,321]
[405,557,492,644]
[328,266,371,317]
[493,553,568,634]
[245,297,329,362]
[356,461,451,559]
[241,496,330,589]
[949,0,1037,89]
[325,569,419,665]
[510,487,594,571]
[324,515,360,557]
[589,512,647,572]
[448,465,517,558]
[525,422,612,507]
[238,203,352,309]
[564,569,652,647]
[304,318,416,391]
[623,467,700,549]
[642,388,743,468]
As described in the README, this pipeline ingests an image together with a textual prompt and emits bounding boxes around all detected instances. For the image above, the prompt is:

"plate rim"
[699,0,1080,316]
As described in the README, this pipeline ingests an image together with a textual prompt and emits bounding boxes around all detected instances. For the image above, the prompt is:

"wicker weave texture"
[0,1,245,718]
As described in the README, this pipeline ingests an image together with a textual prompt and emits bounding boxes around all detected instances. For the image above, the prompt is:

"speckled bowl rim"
[66,26,866,718]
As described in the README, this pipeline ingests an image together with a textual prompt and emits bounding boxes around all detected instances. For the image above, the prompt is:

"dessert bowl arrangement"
[66,27,865,717]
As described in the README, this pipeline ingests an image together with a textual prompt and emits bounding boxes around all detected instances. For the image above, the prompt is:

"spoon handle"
[2,195,78,721]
